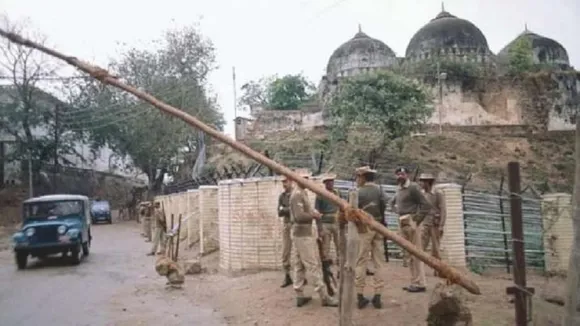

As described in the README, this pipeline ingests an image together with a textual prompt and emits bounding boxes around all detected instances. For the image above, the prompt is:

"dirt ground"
[182,248,566,326]
[0,218,567,326]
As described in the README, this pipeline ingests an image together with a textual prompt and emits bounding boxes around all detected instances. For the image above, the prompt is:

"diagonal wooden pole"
[0,29,481,295]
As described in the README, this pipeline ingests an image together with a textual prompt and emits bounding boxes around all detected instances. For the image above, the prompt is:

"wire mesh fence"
[462,190,545,272]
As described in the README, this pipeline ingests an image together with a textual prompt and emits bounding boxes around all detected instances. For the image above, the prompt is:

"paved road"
[0,222,225,326]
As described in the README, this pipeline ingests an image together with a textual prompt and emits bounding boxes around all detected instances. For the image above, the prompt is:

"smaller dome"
[498,28,570,68]
[326,26,397,78]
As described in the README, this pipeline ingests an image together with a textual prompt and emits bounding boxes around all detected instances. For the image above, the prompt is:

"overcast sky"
[2,0,579,137]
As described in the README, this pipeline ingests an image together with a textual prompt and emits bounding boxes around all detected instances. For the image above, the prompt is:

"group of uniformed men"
[138,201,168,256]
[277,166,446,309]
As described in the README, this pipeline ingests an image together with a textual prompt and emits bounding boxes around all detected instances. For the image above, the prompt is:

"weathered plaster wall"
[546,73,580,131]
[244,72,580,139]
[426,81,522,126]
[244,109,324,139]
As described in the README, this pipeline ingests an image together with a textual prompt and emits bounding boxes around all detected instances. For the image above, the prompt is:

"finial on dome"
[358,23,362,33]
[524,22,528,31]
[441,1,445,11]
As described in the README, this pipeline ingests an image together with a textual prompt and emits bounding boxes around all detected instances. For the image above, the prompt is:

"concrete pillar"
[542,193,573,274]
[435,183,467,268]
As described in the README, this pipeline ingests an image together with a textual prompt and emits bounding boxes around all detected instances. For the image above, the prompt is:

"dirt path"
[0,221,564,325]
[182,252,565,325]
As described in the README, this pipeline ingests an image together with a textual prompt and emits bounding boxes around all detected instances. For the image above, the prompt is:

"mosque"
[237,5,576,141]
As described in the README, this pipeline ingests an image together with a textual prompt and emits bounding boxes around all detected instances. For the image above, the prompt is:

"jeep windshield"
[23,200,84,220]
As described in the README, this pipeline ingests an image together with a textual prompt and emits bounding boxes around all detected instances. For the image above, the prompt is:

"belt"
[399,214,416,228]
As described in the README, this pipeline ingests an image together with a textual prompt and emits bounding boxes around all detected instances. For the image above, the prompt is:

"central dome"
[405,10,491,60]
[326,26,397,78]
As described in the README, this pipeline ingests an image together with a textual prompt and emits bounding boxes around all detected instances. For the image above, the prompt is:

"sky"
[2,0,579,137]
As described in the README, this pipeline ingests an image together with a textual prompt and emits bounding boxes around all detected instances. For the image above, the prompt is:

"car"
[11,194,92,269]
[90,200,112,224]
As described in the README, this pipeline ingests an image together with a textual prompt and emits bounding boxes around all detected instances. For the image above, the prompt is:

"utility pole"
[232,66,238,120]
[28,149,33,198]
[436,62,447,134]
[53,104,60,192]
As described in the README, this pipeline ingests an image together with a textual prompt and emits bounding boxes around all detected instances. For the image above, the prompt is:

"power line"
[0,75,86,81]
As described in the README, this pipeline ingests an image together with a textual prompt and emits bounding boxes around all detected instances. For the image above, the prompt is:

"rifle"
[378,181,389,263]
[412,166,420,182]
[316,237,337,297]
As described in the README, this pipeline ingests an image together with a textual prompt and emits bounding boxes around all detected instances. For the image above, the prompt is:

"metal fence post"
[499,175,510,273]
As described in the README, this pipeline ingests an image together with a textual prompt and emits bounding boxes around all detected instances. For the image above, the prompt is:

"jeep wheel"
[108,218,112,224]
[82,240,90,256]
[70,244,82,265]
[15,252,28,270]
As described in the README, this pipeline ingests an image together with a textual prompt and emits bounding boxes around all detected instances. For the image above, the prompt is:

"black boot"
[371,294,382,309]
[296,296,312,307]
[280,273,292,288]
[357,294,369,309]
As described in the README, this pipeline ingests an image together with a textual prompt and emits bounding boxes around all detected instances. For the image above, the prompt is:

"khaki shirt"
[393,179,432,224]
[422,189,446,227]
[289,188,315,237]
[153,208,166,229]
[314,189,340,223]
[357,183,387,222]
[277,190,292,223]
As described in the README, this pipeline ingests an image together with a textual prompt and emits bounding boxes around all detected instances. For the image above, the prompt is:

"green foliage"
[265,74,315,110]
[405,58,484,85]
[508,37,534,75]
[69,25,224,191]
[327,72,433,150]
[239,73,315,111]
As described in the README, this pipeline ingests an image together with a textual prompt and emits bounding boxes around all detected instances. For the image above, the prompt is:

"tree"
[238,78,269,113]
[70,25,224,195]
[266,74,315,110]
[0,17,83,179]
[508,37,534,75]
[238,73,315,112]
[327,71,432,161]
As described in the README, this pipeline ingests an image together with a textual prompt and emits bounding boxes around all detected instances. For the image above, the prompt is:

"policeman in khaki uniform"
[277,175,294,288]
[147,202,167,256]
[289,170,339,308]
[418,173,446,275]
[393,167,432,293]
[354,166,387,309]
[139,201,153,242]
[314,173,341,269]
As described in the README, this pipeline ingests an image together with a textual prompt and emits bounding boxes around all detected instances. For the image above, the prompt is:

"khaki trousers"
[150,226,167,254]
[400,218,426,287]
[421,221,442,260]
[321,223,340,265]
[281,222,292,273]
[354,229,385,294]
[292,234,330,300]
[143,216,152,241]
